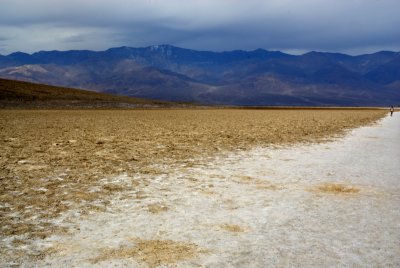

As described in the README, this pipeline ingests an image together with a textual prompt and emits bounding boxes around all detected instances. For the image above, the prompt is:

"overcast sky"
[0,0,399,55]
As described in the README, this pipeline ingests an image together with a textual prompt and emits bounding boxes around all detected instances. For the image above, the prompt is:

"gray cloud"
[0,0,399,55]
[62,34,88,44]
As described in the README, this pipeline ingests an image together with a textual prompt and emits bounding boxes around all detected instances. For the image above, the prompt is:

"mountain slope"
[0,78,179,108]
[365,54,400,84]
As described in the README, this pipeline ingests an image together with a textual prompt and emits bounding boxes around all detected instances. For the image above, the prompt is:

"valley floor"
[4,113,398,267]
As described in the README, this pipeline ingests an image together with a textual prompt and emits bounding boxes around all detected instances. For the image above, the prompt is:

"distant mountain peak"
[149,44,176,50]
[8,51,31,57]
[148,44,176,55]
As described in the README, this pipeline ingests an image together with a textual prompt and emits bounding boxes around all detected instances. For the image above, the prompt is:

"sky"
[0,0,399,55]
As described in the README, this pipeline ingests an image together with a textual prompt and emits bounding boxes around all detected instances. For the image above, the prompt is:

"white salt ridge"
[23,114,400,267]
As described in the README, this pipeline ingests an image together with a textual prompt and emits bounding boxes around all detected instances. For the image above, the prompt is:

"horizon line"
[1,44,399,57]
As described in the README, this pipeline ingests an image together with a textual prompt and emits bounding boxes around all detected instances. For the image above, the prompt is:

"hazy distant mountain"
[0,45,399,106]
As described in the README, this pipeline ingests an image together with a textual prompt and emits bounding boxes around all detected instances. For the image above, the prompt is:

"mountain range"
[0,45,399,106]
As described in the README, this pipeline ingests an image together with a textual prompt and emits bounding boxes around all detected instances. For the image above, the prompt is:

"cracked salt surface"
[33,114,400,267]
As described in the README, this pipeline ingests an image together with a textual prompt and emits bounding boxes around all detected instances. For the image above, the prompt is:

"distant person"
[390,106,394,116]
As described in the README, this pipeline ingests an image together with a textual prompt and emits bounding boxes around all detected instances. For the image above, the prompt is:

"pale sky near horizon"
[0,0,399,55]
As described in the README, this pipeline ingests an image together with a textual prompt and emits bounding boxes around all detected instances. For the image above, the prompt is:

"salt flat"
[10,113,400,267]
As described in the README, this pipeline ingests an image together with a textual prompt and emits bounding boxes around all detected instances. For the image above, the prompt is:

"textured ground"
[0,109,391,266]
[23,113,399,268]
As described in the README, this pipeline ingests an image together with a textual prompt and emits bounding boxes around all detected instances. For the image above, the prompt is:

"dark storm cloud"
[0,0,399,54]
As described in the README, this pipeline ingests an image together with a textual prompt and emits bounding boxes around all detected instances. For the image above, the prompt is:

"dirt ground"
[0,109,387,264]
